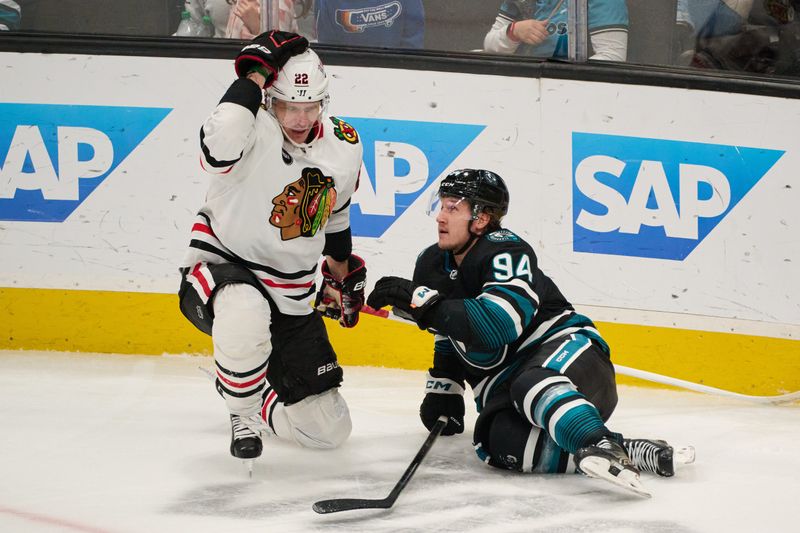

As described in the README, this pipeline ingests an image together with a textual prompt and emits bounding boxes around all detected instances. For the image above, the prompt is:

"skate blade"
[675,445,696,465]
[579,457,651,498]
[242,458,254,479]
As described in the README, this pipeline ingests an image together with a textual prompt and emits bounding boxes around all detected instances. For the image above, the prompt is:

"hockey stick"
[615,364,800,405]
[312,416,448,514]
[359,305,800,405]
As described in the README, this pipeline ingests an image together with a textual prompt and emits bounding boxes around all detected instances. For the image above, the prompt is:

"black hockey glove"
[420,370,465,436]
[315,254,366,328]
[234,30,309,88]
[366,276,441,329]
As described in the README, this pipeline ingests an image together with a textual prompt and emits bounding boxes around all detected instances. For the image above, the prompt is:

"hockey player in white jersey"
[178,31,366,469]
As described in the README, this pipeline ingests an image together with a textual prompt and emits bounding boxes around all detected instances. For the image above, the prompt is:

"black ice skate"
[575,435,650,497]
[230,414,264,477]
[624,438,696,477]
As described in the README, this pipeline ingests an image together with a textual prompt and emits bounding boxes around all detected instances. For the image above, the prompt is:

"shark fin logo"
[0,103,172,222]
[344,117,485,238]
[572,132,784,260]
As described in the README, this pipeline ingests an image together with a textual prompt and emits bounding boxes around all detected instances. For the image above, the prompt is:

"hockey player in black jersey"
[368,169,693,496]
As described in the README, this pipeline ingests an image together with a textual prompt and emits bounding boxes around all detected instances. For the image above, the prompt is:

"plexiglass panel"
[3,1,799,79]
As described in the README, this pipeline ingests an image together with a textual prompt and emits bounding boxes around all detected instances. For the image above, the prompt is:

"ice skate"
[575,435,650,497]
[624,438,696,477]
[230,414,265,477]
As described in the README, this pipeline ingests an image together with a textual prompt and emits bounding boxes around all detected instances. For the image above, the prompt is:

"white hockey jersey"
[182,99,363,316]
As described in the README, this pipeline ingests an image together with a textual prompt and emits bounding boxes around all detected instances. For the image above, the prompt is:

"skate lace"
[625,440,661,472]
[231,414,269,440]
[597,438,615,450]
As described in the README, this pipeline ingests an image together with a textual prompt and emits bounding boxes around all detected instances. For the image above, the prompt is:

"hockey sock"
[525,381,608,455]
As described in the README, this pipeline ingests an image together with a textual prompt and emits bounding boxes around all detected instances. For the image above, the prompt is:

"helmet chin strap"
[454,219,480,256]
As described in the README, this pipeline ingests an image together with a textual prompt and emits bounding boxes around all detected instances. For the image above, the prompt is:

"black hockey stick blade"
[312,416,448,514]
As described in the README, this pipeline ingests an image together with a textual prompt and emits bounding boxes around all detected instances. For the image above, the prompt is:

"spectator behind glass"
[0,0,21,31]
[484,0,628,61]
[674,1,753,65]
[682,1,800,75]
[755,0,800,75]
[315,0,424,48]
[178,0,310,38]
[226,0,311,38]
[675,0,754,63]
[676,0,753,40]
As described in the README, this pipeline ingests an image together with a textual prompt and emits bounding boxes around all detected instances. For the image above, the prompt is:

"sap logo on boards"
[0,103,172,222]
[344,117,485,238]
[572,132,784,260]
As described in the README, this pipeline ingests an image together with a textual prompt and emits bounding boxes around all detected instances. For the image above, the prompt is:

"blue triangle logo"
[343,117,485,238]
[0,103,172,222]
[572,133,785,260]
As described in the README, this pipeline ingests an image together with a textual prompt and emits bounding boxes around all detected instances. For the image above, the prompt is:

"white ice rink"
[1,350,798,533]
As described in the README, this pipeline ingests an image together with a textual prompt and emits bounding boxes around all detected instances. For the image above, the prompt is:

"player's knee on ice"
[474,408,572,473]
[282,389,352,449]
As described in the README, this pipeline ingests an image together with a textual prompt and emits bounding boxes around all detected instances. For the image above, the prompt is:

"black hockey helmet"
[438,168,510,220]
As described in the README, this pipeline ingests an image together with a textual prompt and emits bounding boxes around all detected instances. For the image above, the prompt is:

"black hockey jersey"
[413,229,609,410]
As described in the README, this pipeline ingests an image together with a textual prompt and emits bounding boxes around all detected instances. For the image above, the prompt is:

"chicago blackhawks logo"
[331,116,359,144]
[270,167,337,240]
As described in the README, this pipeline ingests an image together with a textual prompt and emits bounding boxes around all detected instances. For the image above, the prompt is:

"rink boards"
[1,52,798,395]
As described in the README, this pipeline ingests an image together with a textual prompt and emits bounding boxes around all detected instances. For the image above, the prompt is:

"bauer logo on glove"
[314,254,366,328]
[234,30,309,88]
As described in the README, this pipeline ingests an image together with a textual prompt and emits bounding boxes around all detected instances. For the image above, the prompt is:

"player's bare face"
[435,196,474,251]
[273,100,322,144]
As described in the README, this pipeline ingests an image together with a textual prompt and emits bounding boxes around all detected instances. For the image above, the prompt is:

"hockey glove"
[366,276,441,329]
[315,254,366,328]
[234,30,309,88]
[420,370,465,436]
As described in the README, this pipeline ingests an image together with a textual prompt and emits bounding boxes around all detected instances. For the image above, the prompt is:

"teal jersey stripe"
[485,284,537,325]
[464,298,519,348]
[525,313,609,355]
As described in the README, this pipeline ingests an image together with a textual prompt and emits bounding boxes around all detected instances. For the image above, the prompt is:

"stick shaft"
[312,416,447,514]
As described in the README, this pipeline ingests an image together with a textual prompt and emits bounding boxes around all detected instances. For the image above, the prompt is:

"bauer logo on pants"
[0,103,172,222]
[344,117,485,238]
[572,132,784,260]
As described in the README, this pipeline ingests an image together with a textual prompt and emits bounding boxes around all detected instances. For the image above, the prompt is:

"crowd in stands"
[2,1,799,78]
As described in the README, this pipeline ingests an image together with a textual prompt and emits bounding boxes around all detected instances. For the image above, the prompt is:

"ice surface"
[0,350,798,533]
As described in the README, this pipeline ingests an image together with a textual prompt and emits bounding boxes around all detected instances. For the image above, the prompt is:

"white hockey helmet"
[267,49,330,109]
